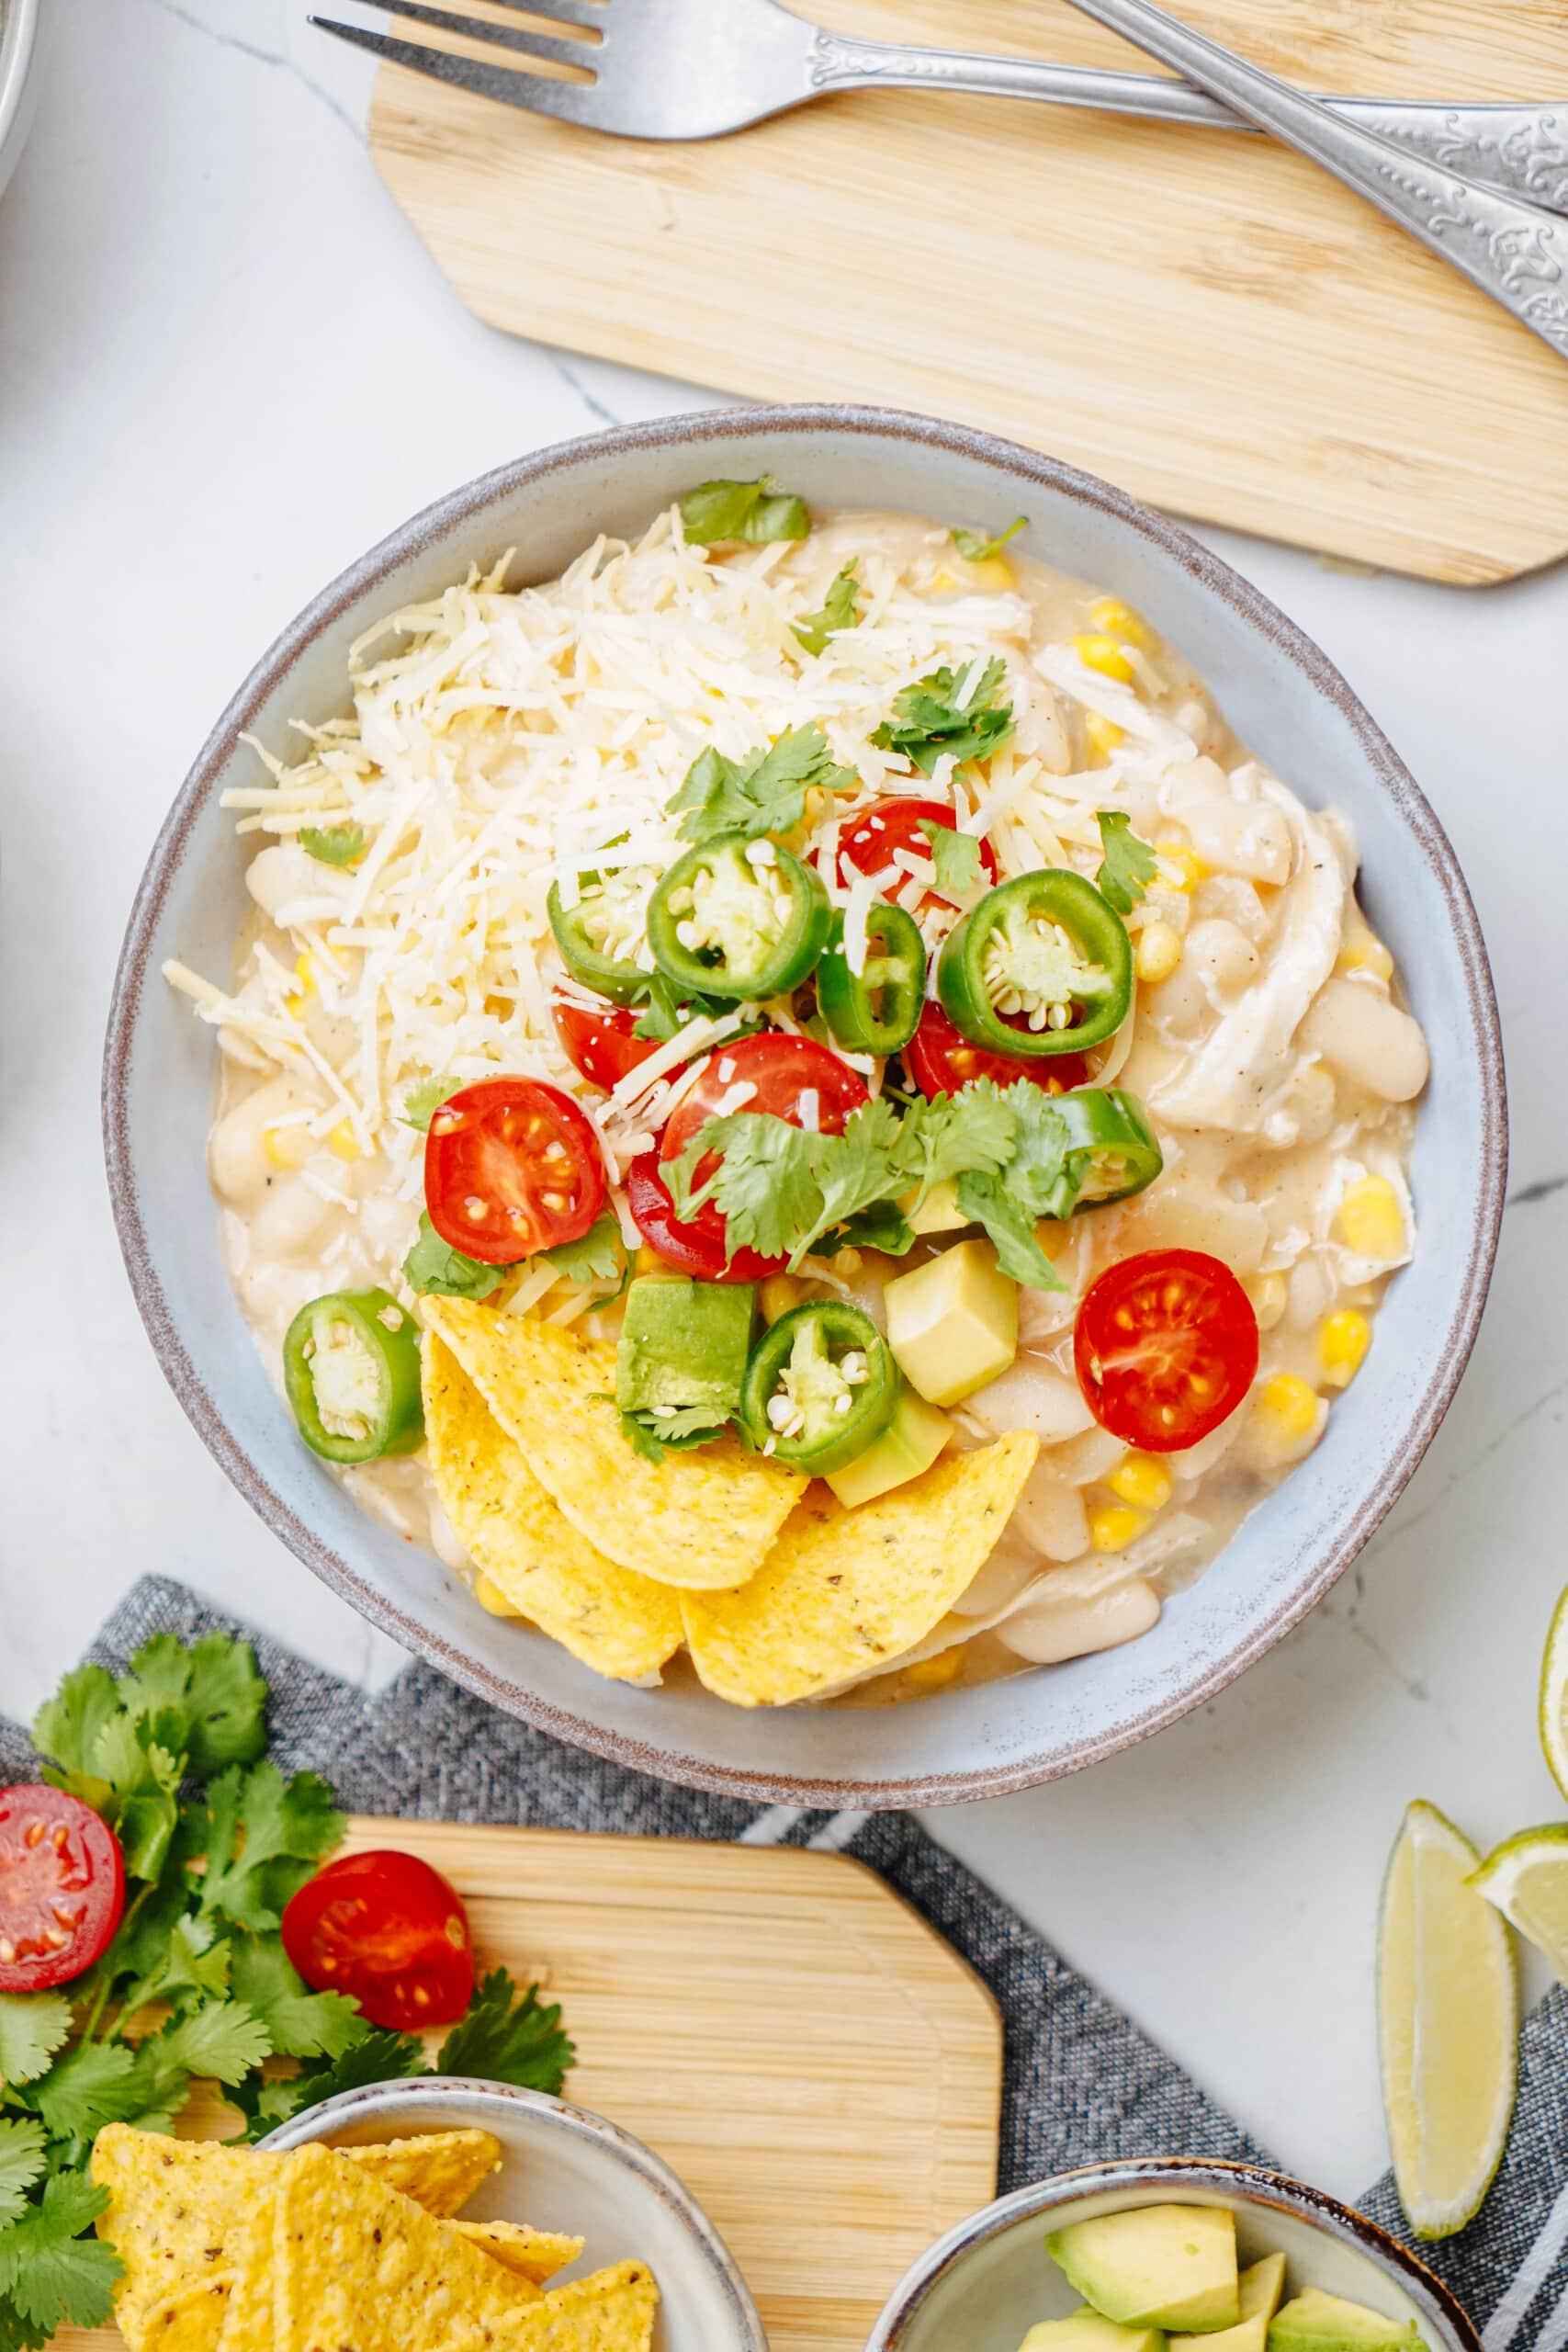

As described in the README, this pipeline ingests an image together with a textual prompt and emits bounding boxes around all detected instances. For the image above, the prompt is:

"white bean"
[1187,918,1261,999]
[964,1358,1096,1446]
[1185,798,1293,885]
[250,1177,333,1258]
[1299,978,1429,1103]
[1008,1465,1091,1565]
[209,1076,310,1203]
[996,1577,1162,1664]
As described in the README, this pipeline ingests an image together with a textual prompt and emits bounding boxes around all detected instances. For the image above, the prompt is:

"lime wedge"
[1540,1585,1568,1802]
[1378,1800,1517,2240]
[1472,1826,1568,1984]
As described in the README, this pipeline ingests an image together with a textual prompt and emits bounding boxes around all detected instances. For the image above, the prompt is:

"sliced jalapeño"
[647,831,831,1001]
[283,1288,423,1464]
[937,869,1133,1057]
[739,1300,900,1475]
[817,903,926,1057]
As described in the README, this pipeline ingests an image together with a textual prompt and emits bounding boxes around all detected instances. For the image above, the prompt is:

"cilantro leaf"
[0,2175,118,2335]
[819,1202,915,1257]
[792,566,860,658]
[119,1632,270,1779]
[400,1077,461,1133]
[668,726,856,847]
[954,1172,1067,1290]
[1095,810,1157,916]
[402,1212,511,1301]
[667,1113,825,1265]
[197,1763,344,1933]
[298,824,366,868]
[33,2041,142,2140]
[0,1997,71,2093]
[871,658,1015,775]
[30,1667,119,1782]
[887,1085,1014,1203]
[0,2127,45,2225]
[953,514,1027,564]
[157,2001,274,2087]
[619,1407,726,1464]
[918,821,984,904]
[679,477,809,546]
[436,1969,574,2096]
[228,1938,367,2064]
[539,1213,624,1286]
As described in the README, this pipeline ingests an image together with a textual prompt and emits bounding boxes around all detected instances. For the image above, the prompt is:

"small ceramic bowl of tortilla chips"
[103,405,1505,1806]
[863,2160,1480,2352]
[259,2075,766,2350]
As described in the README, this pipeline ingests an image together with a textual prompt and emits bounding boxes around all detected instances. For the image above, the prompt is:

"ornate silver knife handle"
[808,33,1568,224]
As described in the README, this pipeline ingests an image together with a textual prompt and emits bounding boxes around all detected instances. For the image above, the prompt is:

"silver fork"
[1058,0,1568,363]
[310,0,1568,220]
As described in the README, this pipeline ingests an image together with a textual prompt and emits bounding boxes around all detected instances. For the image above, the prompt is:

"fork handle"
[807,31,1568,221]
[1043,0,1568,361]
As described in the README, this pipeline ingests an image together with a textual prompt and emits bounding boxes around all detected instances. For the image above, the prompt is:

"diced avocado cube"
[885,1238,1018,1407]
[1268,2291,1426,2352]
[1174,2256,1287,2352]
[823,1390,952,1508]
[1048,2205,1239,2335]
[900,1176,971,1237]
[1021,2306,1168,2352]
[615,1275,756,1419]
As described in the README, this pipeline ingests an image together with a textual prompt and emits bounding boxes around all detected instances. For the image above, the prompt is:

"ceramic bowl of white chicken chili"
[103,405,1505,1806]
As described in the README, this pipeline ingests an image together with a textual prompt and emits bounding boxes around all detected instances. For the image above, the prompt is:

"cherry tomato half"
[552,994,660,1093]
[424,1078,606,1265]
[626,1152,785,1283]
[904,1001,1090,1102]
[837,797,999,912]
[0,1786,126,1993]
[1074,1248,1260,1454]
[281,1849,475,2032]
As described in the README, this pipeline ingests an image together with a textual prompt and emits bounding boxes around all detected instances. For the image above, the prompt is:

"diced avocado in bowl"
[1021,2309,1168,2352]
[885,1238,1017,1407]
[1269,2291,1427,2352]
[1174,2255,1287,2352]
[1046,2205,1239,2334]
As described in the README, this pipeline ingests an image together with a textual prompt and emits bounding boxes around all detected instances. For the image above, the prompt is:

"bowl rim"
[0,0,40,189]
[863,2156,1483,2352]
[101,400,1507,1807]
[256,2073,767,2350]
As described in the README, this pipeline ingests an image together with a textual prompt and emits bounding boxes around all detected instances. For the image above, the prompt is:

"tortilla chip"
[520,2261,659,2350]
[423,1337,682,1681]
[92,2124,504,2351]
[423,1299,802,1589]
[454,2219,585,2284]
[264,2143,547,2352]
[211,2185,276,2352]
[681,1431,1041,1705]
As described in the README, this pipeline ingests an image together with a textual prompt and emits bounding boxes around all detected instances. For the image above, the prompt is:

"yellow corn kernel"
[961,553,1016,592]
[1070,632,1135,684]
[761,1273,807,1325]
[1337,1176,1404,1261]
[930,569,958,592]
[635,1245,671,1278]
[1247,1271,1289,1331]
[285,952,315,1017]
[905,1647,964,1691]
[1089,595,1151,648]
[1337,931,1394,981]
[473,1576,521,1619]
[327,1119,361,1161]
[1319,1308,1371,1389]
[1154,838,1208,894]
[262,1125,312,1171]
[1108,1453,1172,1512]
[1089,1503,1151,1555]
[1135,920,1182,985]
[1083,710,1124,765]
[1252,1374,1321,1448]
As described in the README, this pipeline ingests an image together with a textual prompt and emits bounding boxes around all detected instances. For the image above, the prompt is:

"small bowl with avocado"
[864,2161,1479,2352]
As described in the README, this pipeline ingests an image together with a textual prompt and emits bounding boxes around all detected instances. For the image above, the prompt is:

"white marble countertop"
[4,0,1566,2211]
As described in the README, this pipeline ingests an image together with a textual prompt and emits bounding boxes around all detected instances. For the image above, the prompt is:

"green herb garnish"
[792,566,860,658]
[871,659,1015,776]
[667,725,856,848]
[953,515,1026,564]
[1094,810,1157,916]
[400,1078,462,1134]
[918,822,985,904]
[401,1212,510,1301]
[298,825,367,868]
[679,478,810,547]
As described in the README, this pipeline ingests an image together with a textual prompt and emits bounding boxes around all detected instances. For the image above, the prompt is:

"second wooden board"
[369,0,1568,584]
[57,1818,1002,2352]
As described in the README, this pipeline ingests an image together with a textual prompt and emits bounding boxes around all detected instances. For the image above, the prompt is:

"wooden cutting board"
[367,0,1568,585]
[59,1817,1002,2352]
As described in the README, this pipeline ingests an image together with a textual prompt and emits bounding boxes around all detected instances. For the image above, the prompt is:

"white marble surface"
[4,0,1567,2210]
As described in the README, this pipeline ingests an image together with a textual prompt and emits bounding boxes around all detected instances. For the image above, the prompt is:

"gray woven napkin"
[7,1577,1564,2346]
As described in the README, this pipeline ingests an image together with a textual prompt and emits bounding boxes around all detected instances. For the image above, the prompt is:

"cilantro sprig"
[953,515,1026,564]
[679,477,809,546]
[1094,810,1157,916]
[665,1082,1070,1289]
[792,566,860,658]
[298,824,367,869]
[871,659,1016,775]
[668,725,857,848]
[0,1635,576,2345]
[918,821,985,906]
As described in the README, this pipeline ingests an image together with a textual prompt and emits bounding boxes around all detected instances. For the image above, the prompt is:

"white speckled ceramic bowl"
[103,405,1506,1806]
[865,2161,1480,2352]
[259,2076,764,2351]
